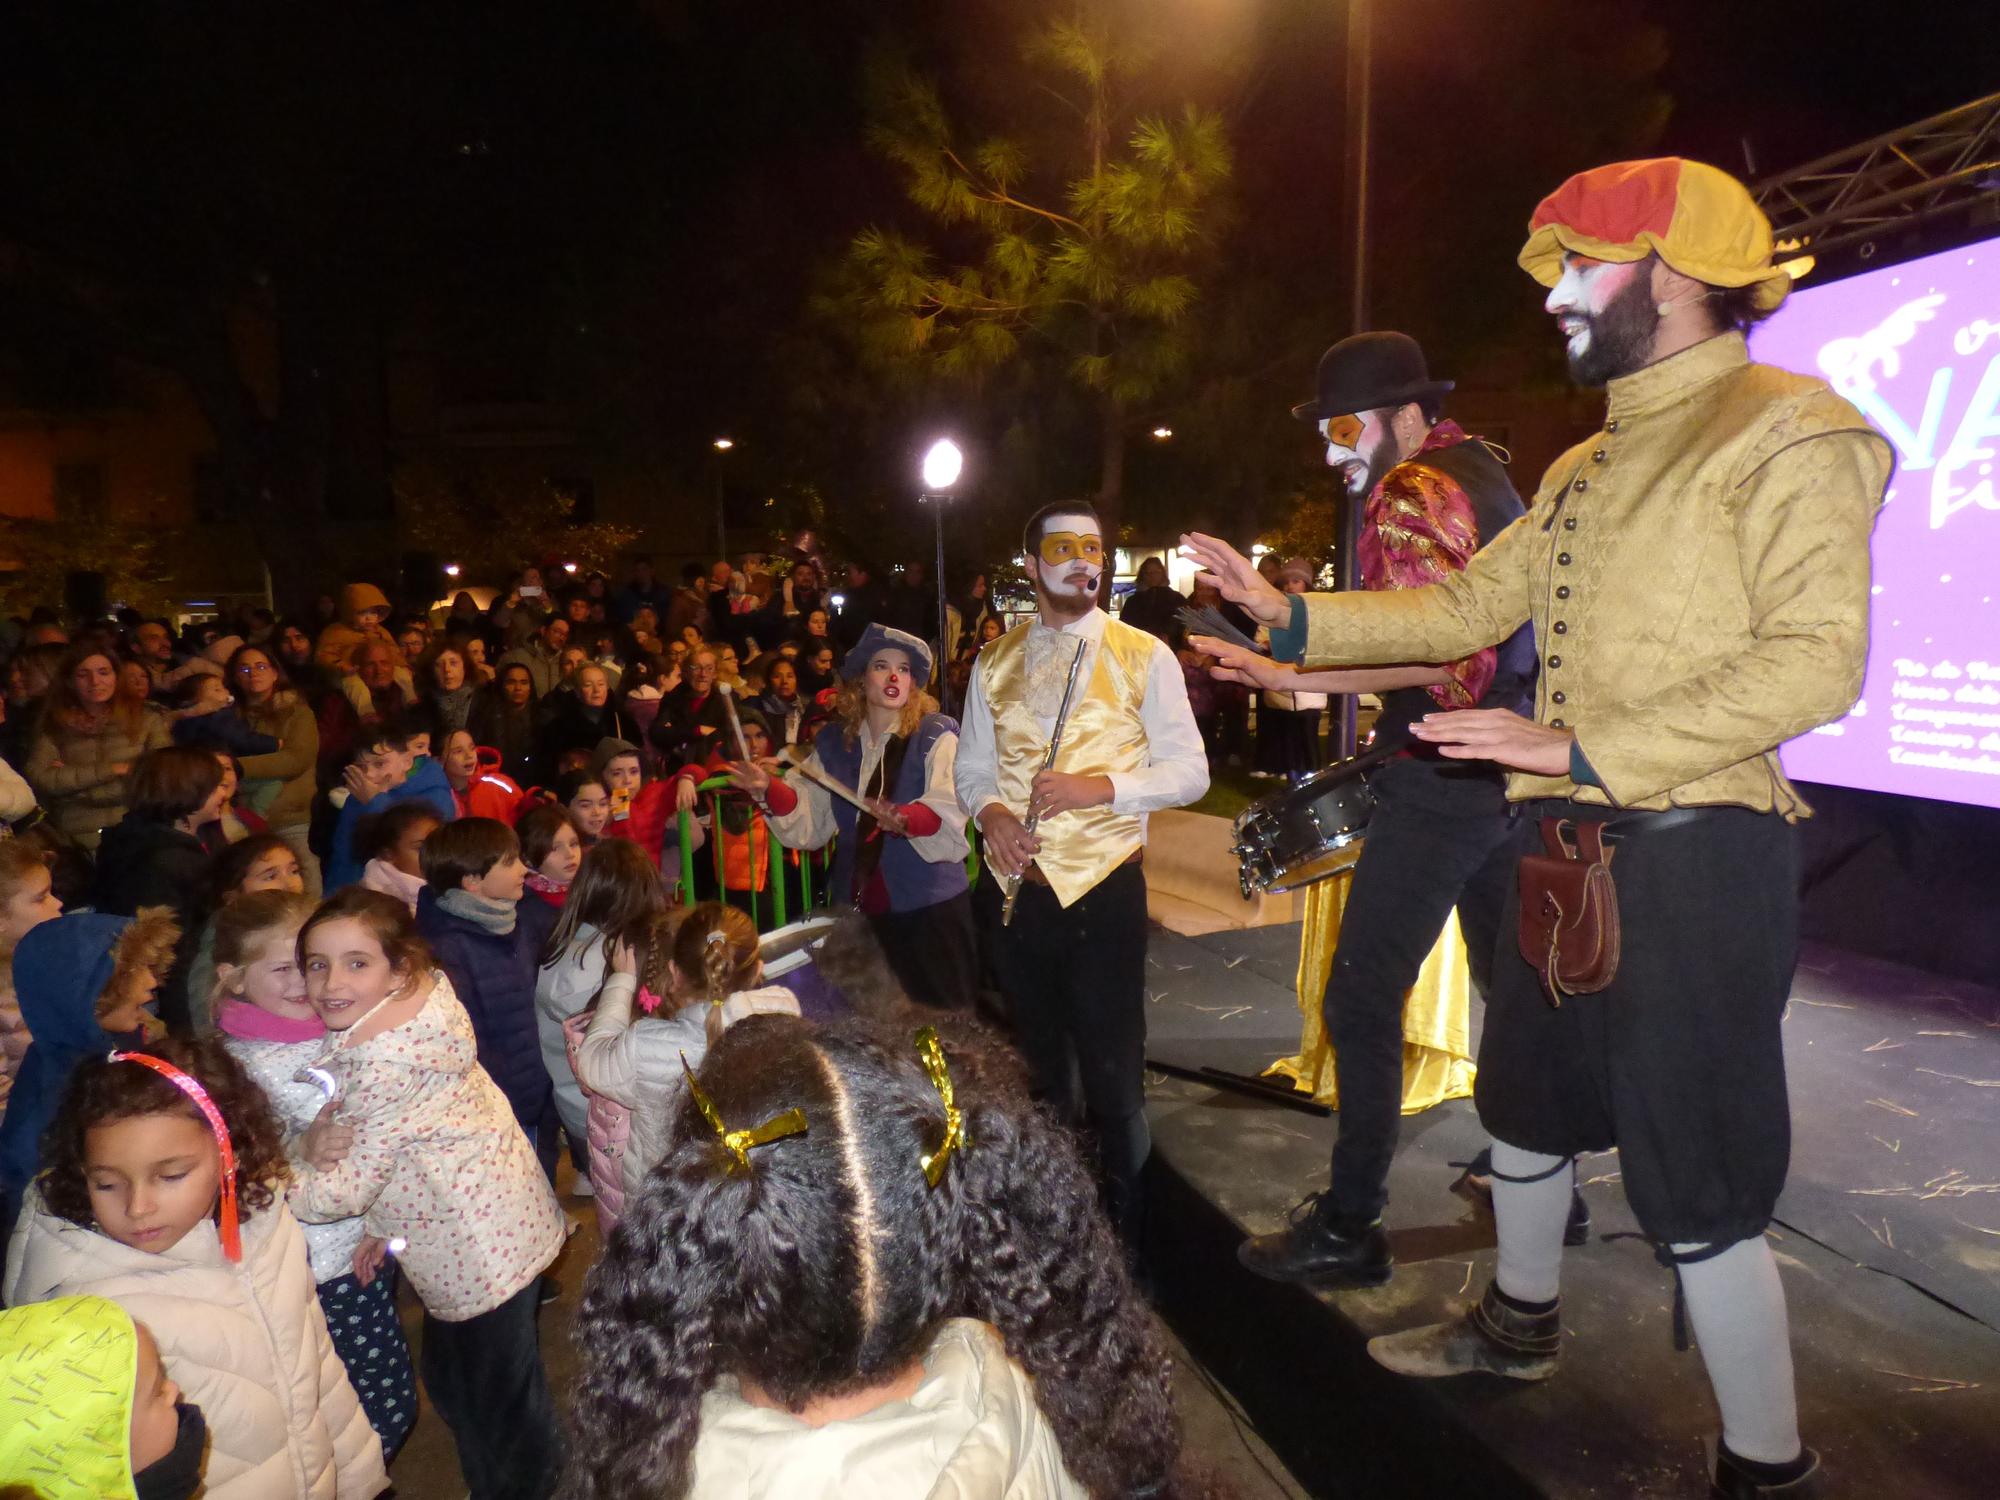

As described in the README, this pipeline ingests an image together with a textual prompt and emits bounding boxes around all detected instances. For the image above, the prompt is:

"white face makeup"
[1032,511,1104,606]
[1317,412,1391,498]
[1546,255,1644,360]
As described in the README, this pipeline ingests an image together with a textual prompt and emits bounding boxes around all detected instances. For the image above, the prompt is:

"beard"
[1564,270,1659,387]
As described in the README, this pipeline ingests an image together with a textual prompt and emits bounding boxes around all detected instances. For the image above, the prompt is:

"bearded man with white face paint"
[1184,158,1893,1499]
[1202,330,1543,1294]
[955,500,1208,1244]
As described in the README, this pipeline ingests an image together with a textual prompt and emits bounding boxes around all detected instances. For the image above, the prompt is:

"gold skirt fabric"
[1262,871,1477,1113]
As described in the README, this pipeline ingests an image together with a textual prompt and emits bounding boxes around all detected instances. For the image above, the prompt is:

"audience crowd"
[0,545,1279,1500]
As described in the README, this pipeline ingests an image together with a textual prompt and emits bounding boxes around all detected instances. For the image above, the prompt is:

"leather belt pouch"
[1517,817,1620,1004]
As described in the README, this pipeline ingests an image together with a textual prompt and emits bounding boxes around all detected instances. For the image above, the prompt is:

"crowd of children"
[0,557,1237,1500]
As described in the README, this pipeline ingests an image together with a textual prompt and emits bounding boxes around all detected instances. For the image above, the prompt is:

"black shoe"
[1454,1149,1591,1247]
[1369,1282,1562,1381]
[1238,1192,1392,1288]
[1711,1443,1821,1498]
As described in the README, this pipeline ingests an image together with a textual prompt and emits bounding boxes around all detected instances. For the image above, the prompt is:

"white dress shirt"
[954,606,1208,843]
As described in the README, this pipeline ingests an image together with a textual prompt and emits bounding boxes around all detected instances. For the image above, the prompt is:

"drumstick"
[791,762,874,814]
[716,681,753,765]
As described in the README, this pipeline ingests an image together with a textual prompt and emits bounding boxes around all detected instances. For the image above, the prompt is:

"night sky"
[0,0,1991,557]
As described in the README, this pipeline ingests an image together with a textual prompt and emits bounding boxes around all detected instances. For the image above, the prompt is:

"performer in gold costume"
[956,502,1208,1244]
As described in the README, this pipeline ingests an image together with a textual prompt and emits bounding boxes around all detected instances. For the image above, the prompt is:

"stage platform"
[1139,923,2000,1498]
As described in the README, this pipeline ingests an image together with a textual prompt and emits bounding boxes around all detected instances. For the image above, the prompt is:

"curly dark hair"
[39,1035,291,1228]
[561,1014,1208,1500]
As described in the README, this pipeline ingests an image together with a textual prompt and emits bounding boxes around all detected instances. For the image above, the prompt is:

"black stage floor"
[1140,925,2000,1498]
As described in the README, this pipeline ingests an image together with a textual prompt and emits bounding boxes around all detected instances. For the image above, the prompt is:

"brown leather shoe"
[1367,1282,1560,1381]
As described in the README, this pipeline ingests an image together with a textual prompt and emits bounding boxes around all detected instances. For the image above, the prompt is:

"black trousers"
[419,1278,561,1500]
[872,890,978,1010]
[1477,803,1798,1248]
[979,862,1150,1242]
[1322,758,1516,1225]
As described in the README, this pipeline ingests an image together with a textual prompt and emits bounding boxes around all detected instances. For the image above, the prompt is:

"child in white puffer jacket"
[3,1037,384,1500]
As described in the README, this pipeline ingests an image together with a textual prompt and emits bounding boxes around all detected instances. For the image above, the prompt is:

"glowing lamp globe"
[921,439,964,492]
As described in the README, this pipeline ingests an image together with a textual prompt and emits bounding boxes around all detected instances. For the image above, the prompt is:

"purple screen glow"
[1753,236,2000,810]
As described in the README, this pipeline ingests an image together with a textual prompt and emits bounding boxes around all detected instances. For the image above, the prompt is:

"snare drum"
[1231,743,1396,897]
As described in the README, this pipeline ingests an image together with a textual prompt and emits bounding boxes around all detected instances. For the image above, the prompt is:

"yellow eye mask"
[1037,531,1105,568]
[1320,413,1364,450]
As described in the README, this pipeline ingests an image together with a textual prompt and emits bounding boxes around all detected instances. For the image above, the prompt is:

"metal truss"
[1753,92,2000,260]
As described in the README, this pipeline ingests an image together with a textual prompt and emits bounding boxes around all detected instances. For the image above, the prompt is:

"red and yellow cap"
[1518,157,1792,313]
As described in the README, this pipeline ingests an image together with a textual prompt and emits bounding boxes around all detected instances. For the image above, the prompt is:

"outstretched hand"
[1187,634,1287,690]
[1409,709,1574,776]
[1178,533,1291,627]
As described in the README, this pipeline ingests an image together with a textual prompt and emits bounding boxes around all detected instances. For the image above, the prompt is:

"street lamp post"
[919,438,964,702]
[712,438,735,560]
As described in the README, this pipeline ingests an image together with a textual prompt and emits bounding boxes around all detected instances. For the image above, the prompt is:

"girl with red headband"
[2,1036,387,1499]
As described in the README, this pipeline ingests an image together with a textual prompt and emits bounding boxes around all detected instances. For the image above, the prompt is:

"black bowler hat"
[1290,331,1454,423]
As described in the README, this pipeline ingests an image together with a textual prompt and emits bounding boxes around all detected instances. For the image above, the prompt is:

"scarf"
[523,871,570,910]
[216,998,325,1044]
[437,886,518,935]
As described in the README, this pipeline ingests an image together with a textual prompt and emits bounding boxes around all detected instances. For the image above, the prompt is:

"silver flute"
[999,637,1091,927]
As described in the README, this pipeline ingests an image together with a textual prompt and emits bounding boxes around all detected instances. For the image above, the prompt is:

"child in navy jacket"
[412,818,561,1183]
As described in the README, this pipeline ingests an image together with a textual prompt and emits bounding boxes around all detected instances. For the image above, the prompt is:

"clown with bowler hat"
[1194,327,1546,1296]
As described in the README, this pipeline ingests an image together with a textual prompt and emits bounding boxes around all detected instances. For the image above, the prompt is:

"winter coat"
[425,683,477,736]
[0,911,173,1227]
[414,889,558,1137]
[449,747,526,824]
[287,974,566,1321]
[560,1011,631,1235]
[533,697,632,783]
[313,583,397,675]
[324,758,455,890]
[3,1193,387,1500]
[171,706,281,759]
[0,1294,147,1500]
[235,693,321,830]
[569,971,712,1206]
[221,1031,369,1286]
[0,752,37,822]
[534,922,606,1151]
[359,858,425,913]
[91,816,211,1035]
[690,1318,1087,1500]
[0,943,26,1130]
[466,697,538,789]
[24,706,172,848]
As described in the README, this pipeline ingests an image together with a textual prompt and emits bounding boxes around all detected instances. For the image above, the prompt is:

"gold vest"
[978,616,1155,907]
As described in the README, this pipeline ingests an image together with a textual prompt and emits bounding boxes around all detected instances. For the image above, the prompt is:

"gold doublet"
[977,617,1157,907]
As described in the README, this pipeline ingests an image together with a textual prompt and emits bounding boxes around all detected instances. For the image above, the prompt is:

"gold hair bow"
[915,1026,967,1187]
[681,1054,807,1171]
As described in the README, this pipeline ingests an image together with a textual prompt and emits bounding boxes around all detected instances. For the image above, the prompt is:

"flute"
[999,637,1090,927]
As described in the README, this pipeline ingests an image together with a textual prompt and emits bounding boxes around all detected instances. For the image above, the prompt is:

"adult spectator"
[647,644,728,766]
[24,646,171,850]
[611,557,672,627]
[92,744,227,1031]
[1119,556,1184,644]
[424,645,478,734]
[498,614,570,699]
[224,643,323,896]
[952,570,1001,659]
[469,662,540,788]
[128,619,178,692]
[534,663,632,783]
[3,643,67,767]
[344,638,410,722]
[779,560,826,634]
[271,618,361,789]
